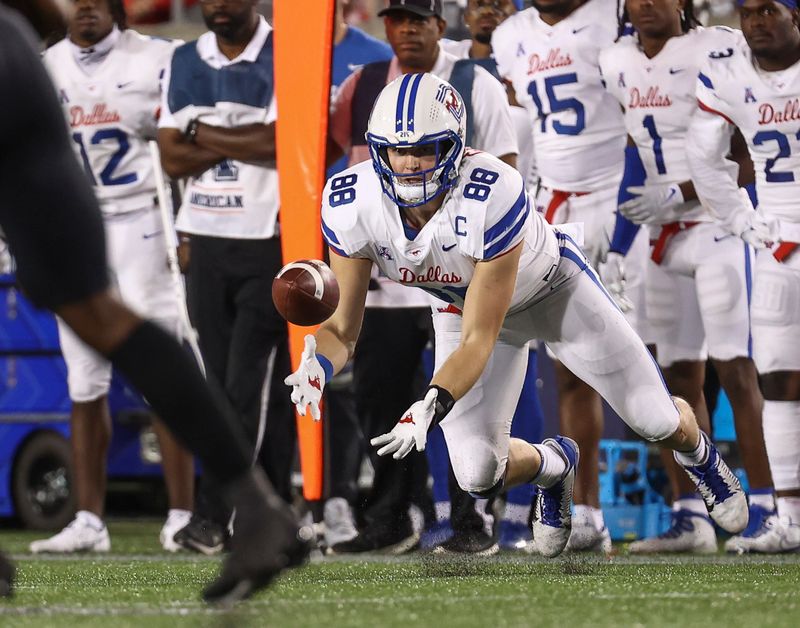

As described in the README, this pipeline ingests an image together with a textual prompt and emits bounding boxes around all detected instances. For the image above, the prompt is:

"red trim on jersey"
[697,99,734,125]
[650,221,700,264]
[436,304,463,315]
[543,189,590,224]
[774,241,799,263]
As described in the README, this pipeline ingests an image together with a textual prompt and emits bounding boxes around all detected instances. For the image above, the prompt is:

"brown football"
[272,259,340,326]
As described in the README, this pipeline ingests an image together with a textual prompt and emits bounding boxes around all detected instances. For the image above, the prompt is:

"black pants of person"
[352,307,432,538]
[186,235,296,522]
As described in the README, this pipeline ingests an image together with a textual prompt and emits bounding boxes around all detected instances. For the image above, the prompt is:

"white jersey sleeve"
[470,65,519,159]
[321,162,380,259]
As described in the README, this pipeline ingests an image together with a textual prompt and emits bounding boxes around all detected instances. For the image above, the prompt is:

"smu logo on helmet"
[435,84,464,124]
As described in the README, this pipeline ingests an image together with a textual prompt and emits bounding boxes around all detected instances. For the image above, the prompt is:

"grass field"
[0,521,798,627]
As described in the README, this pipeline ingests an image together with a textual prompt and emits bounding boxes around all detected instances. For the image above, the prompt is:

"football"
[272,259,339,326]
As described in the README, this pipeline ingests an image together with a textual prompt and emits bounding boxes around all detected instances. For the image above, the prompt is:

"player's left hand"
[597,252,634,313]
[619,184,684,224]
[371,388,438,459]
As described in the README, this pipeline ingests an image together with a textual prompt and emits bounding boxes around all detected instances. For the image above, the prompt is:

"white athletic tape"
[276,261,326,299]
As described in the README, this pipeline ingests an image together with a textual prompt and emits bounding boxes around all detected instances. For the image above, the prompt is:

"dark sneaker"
[433,529,499,556]
[532,436,579,558]
[0,551,14,597]
[174,515,228,556]
[330,529,419,555]
[676,433,748,534]
[203,470,311,605]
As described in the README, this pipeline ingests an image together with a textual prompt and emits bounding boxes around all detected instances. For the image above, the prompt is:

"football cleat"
[29,512,110,554]
[565,511,613,554]
[432,529,499,556]
[725,510,800,554]
[675,433,748,534]
[203,470,311,605]
[160,510,192,553]
[629,509,717,554]
[532,436,579,558]
[330,528,419,555]
[323,497,358,551]
[173,515,227,556]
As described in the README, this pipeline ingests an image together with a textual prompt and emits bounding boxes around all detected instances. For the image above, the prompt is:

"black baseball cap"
[377,0,444,18]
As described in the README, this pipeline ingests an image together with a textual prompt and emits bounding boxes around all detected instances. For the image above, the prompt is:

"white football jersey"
[321,152,559,313]
[696,40,800,224]
[600,26,743,222]
[492,0,626,192]
[43,30,178,214]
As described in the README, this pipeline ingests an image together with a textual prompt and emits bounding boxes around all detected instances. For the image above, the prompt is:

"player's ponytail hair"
[617,0,702,38]
[108,0,128,30]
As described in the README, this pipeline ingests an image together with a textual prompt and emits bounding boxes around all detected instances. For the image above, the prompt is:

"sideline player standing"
[601,0,795,554]
[687,0,800,548]
[29,0,195,556]
[287,73,748,559]
[491,0,653,552]
[0,0,306,603]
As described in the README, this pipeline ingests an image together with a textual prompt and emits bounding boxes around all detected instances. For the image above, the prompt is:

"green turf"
[1,521,799,627]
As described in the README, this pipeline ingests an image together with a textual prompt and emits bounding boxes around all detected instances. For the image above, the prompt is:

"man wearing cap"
[326,0,518,556]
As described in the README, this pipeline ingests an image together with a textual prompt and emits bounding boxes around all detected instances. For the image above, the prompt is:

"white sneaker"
[160,510,192,552]
[30,512,110,554]
[323,497,358,549]
[629,509,717,554]
[566,512,613,553]
[725,514,800,554]
[532,436,579,558]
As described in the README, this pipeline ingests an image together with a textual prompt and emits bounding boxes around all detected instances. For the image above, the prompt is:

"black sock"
[108,321,250,484]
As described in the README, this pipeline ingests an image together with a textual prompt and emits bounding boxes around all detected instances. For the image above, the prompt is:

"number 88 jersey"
[492,0,626,192]
[43,30,179,215]
[321,152,559,313]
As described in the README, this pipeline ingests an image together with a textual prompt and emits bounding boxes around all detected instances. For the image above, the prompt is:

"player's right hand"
[371,388,438,460]
[724,189,780,249]
[597,252,634,313]
[284,335,325,422]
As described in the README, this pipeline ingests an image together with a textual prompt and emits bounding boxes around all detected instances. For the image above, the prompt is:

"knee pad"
[450,438,506,496]
[468,477,505,500]
[763,400,800,492]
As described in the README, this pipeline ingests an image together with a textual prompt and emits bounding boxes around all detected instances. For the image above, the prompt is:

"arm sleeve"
[608,146,645,255]
[329,68,360,154]
[470,67,519,157]
[685,106,745,222]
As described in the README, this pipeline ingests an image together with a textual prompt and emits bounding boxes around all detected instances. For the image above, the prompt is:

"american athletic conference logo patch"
[435,84,464,124]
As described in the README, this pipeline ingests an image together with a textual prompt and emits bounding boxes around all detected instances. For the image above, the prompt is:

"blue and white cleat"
[725,506,800,554]
[675,433,748,534]
[532,436,579,558]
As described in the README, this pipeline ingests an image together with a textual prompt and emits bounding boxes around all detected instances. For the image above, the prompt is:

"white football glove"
[619,184,685,225]
[723,188,781,249]
[371,388,438,460]
[284,335,325,421]
[597,252,634,313]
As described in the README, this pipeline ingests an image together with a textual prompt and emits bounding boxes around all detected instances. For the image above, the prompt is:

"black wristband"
[427,385,455,431]
[184,118,200,144]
